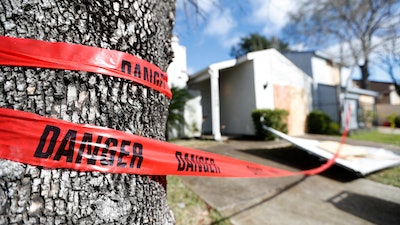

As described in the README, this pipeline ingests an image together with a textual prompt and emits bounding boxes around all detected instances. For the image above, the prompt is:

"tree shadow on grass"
[239,146,361,182]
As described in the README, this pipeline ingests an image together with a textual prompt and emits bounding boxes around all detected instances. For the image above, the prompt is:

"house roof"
[346,87,378,97]
[283,50,344,66]
[188,48,311,84]
[188,58,237,84]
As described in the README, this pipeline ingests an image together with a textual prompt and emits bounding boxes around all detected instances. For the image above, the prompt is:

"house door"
[342,99,358,130]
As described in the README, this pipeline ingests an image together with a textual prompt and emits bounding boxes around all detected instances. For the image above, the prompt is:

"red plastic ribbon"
[0,35,350,177]
[0,36,172,98]
[0,108,347,177]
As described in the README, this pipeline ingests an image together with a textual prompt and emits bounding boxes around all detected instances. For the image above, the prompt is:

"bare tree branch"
[283,0,400,89]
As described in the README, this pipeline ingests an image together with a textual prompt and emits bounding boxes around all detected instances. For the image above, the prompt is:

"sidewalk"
[377,126,400,135]
[180,137,400,225]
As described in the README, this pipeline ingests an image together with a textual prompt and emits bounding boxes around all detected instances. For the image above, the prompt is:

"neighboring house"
[188,49,312,140]
[352,80,400,125]
[167,35,202,139]
[283,51,378,130]
[353,80,400,105]
[283,51,341,119]
[388,85,400,105]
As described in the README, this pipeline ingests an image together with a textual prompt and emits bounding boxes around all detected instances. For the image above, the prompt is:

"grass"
[349,130,400,146]
[348,130,400,188]
[366,166,400,187]
[167,175,231,225]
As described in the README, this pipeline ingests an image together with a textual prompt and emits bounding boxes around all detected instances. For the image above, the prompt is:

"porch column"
[209,68,221,141]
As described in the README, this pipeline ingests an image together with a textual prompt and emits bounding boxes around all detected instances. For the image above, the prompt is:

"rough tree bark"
[0,0,175,224]
[359,61,370,90]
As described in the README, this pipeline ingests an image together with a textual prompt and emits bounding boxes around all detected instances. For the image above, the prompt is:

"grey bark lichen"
[0,0,176,224]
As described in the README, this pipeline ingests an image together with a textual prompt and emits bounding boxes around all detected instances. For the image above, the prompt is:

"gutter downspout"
[209,68,221,141]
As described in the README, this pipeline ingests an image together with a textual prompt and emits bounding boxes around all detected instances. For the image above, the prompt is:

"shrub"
[166,86,192,140]
[396,116,400,128]
[307,110,340,135]
[252,109,288,140]
[387,113,397,128]
[387,113,400,128]
[326,122,340,135]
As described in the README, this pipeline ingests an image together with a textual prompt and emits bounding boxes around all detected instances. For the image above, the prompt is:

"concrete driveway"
[180,137,400,225]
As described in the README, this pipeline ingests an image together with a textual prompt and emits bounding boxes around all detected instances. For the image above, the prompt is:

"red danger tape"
[0,108,346,177]
[0,36,171,98]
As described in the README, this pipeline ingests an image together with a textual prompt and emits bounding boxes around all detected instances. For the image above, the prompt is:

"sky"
[172,0,398,83]
[173,0,299,75]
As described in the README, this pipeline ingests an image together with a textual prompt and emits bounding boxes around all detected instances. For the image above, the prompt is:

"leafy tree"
[283,0,400,89]
[230,33,290,58]
[0,0,175,224]
[166,86,192,140]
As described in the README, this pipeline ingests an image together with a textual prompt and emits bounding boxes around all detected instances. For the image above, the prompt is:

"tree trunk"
[359,61,370,90]
[387,64,400,96]
[0,0,175,224]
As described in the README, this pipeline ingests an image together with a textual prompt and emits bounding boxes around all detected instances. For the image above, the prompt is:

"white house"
[188,49,313,140]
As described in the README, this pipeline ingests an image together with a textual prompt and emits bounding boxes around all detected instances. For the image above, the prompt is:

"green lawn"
[349,130,400,146]
[349,130,400,188]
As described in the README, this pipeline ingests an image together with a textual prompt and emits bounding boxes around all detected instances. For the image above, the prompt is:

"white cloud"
[204,9,236,37]
[250,0,300,36]
[175,0,237,48]
[196,0,215,14]
[221,33,242,48]
[196,3,239,49]
[176,0,301,50]
[290,43,307,51]
[321,36,400,66]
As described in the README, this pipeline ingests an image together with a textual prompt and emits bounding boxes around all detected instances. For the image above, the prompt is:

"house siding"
[189,79,212,134]
[253,50,312,135]
[311,57,339,85]
[253,55,275,110]
[219,60,256,135]
[315,84,340,123]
